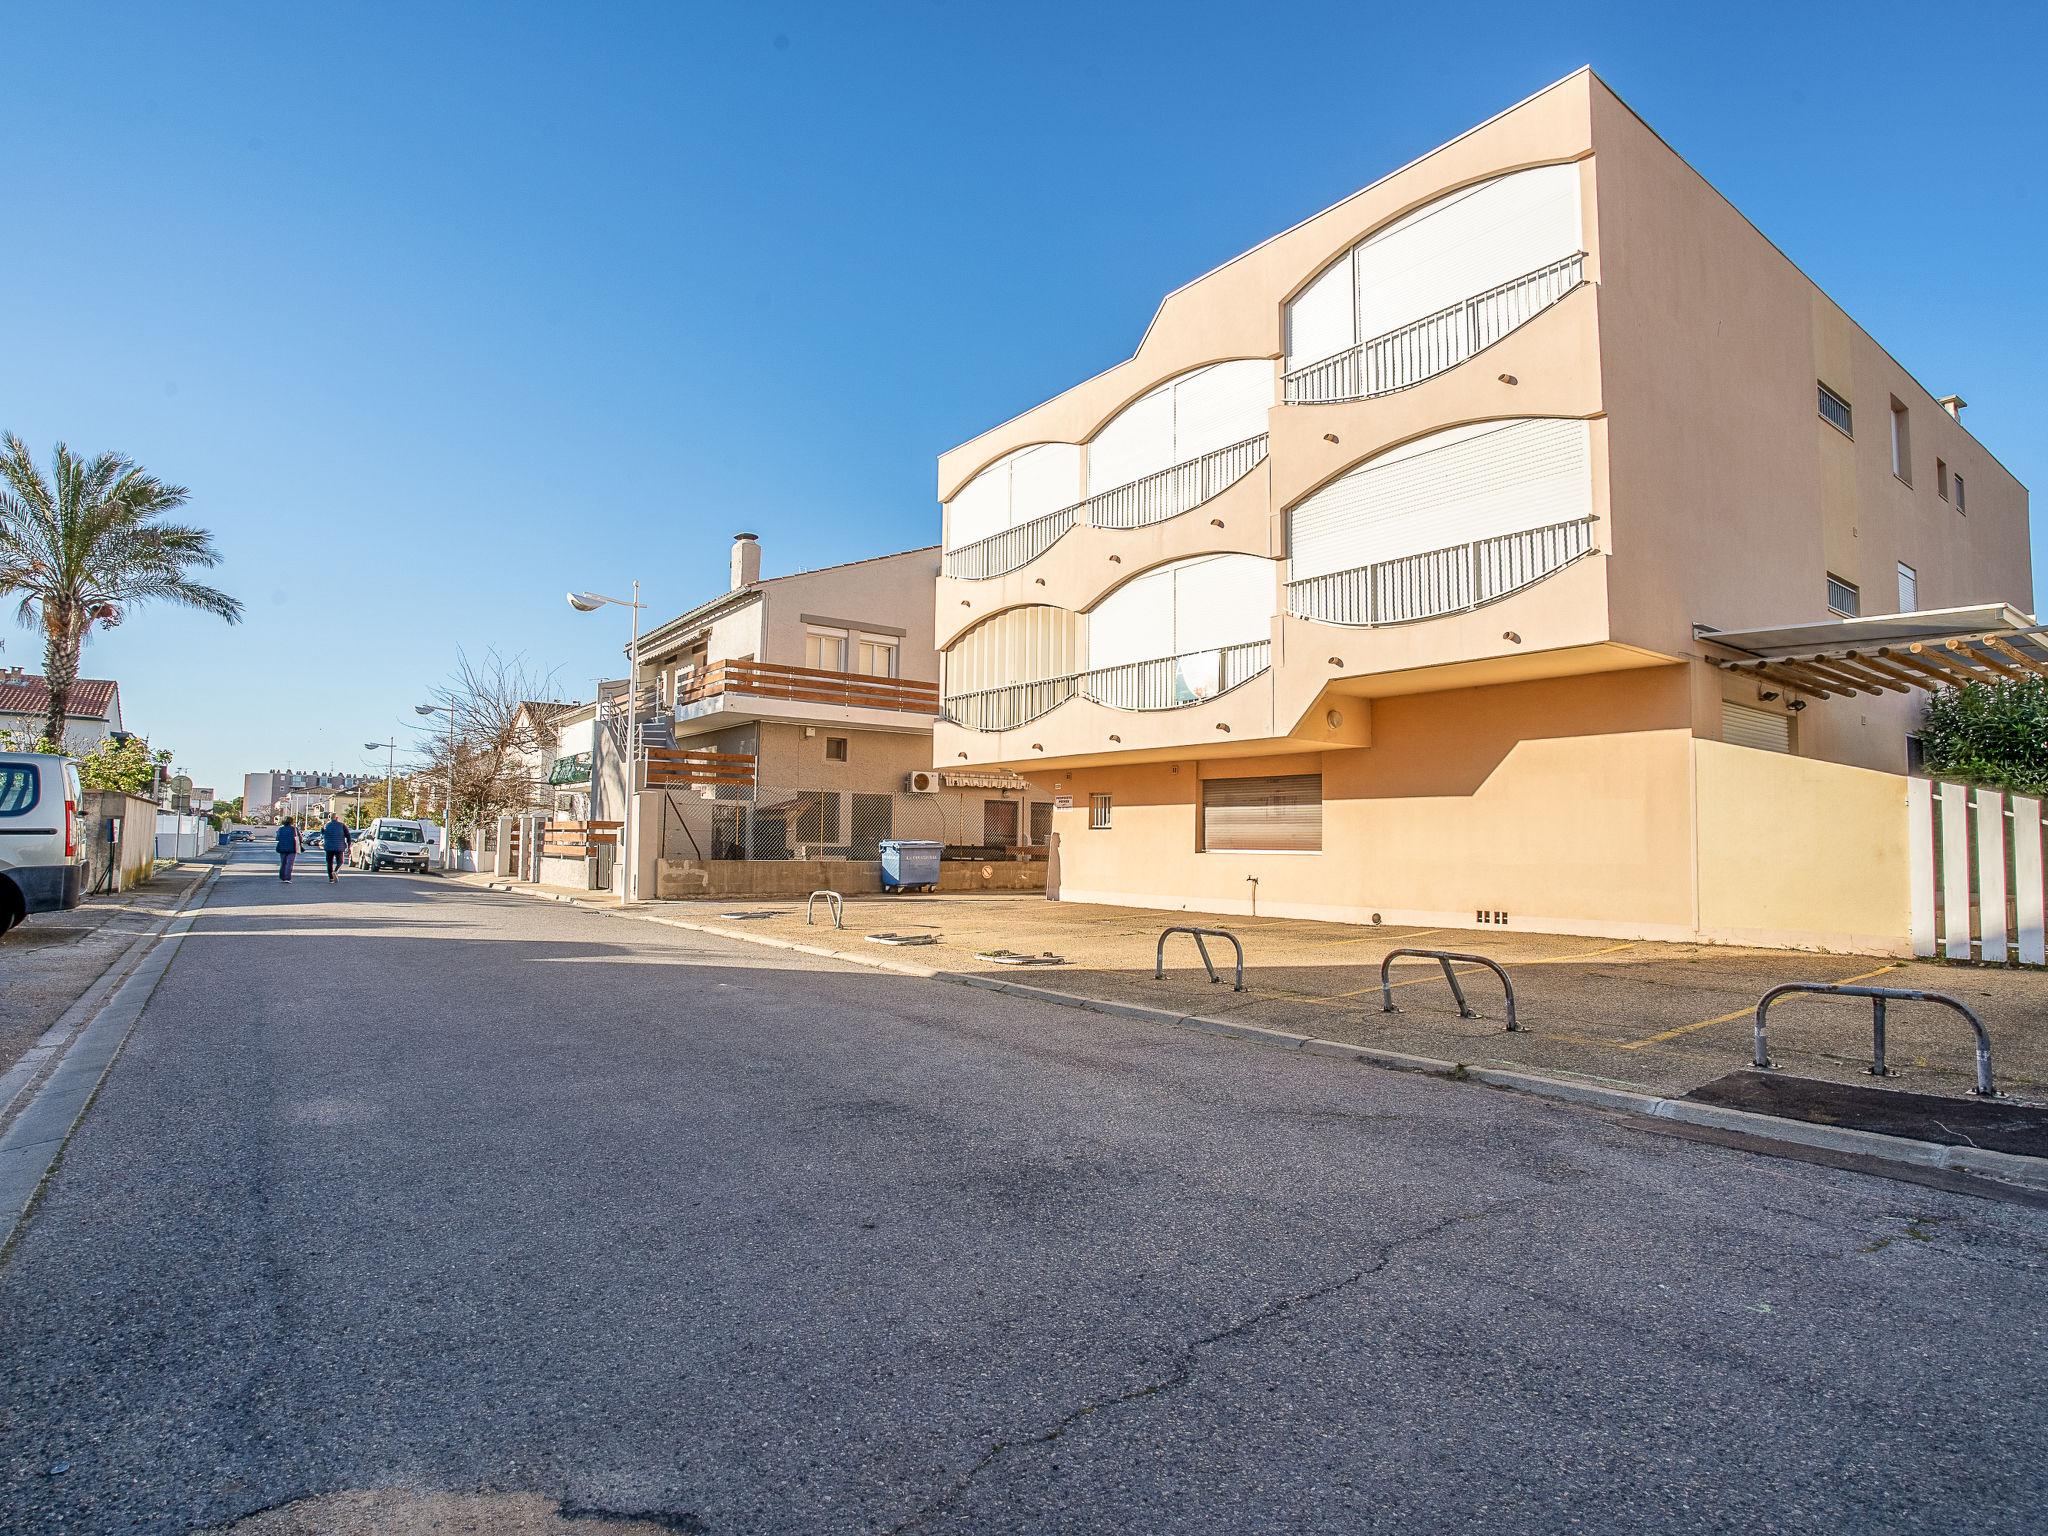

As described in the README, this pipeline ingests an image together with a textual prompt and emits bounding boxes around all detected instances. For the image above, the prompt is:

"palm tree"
[0,434,242,745]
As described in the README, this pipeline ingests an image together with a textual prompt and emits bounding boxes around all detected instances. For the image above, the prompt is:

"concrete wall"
[80,791,159,892]
[655,856,1046,900]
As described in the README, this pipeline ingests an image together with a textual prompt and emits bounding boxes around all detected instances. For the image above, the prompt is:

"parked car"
[0,751,86,937]
[357,817,432,872]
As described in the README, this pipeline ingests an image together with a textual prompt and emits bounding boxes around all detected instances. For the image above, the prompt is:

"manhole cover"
[867,932,939,946]
[975,949,1066,966]
[720,911,783,920]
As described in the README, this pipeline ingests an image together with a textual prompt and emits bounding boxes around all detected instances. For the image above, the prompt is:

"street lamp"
[567,581,645,907]
[364,738,396,818]
[414,703,456,871]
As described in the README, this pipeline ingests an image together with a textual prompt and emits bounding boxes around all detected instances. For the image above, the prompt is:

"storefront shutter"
[1722,701,1792,754]
[1201,774,1323,852]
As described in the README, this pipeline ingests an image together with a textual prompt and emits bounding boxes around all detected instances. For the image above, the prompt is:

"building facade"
[0,671,124,754]
[932,70,2029,950]
[245,769,366,822]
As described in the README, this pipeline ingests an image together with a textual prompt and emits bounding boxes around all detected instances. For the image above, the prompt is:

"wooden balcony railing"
[541,819,623,859]
[673,659,940,715]
[644,747,757,790]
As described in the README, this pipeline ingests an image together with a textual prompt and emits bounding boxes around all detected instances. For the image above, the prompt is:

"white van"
[357,817,433,873]
[0,751,86,936]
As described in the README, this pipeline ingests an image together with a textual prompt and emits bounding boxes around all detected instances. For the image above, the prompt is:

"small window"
[1826,575,1861,617]
[1088,792,1112,829]
[1936,459,1950,501]
[804,626,848,671]
[1028,801,1053,844]
[0,763,39,816]
[1897,562,1918,612]
[1723,701,1792,754]
[824,736,848,762]
[1890,397,1911,484]
[1818,383,1853,437]
[1201,774,1322,853]
[1955,473,1967,514]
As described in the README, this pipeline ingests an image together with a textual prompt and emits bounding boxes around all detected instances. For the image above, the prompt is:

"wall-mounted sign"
[1053,795,1073,811]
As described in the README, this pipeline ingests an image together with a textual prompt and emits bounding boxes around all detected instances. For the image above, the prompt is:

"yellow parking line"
[1617,963,1899,1049]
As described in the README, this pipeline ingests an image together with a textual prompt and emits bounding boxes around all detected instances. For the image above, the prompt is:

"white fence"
[1908,780,2046,964]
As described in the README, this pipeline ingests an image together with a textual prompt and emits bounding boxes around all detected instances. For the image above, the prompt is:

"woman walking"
[275,817,299,882]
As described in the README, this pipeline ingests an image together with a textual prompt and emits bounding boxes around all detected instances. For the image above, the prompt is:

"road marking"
[1617,963,1900,1050]
[1281,941,1640,1005]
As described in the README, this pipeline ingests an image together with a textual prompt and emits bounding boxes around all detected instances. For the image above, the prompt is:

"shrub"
[1920,680,2048,797]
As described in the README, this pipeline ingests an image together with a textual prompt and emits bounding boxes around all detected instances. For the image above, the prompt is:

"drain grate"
[866,932,939,946]
[975,949,1067,966]
[720,911,783,921]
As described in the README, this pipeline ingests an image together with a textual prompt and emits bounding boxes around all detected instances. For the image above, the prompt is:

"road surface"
[1,851,2041,1532]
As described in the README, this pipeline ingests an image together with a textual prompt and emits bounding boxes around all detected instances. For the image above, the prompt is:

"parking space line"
[1616,963,1899,1050]
[1272,941,1640,1005]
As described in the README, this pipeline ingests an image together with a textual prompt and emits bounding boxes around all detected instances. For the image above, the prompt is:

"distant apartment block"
[932,69,2029,949]
[245,768,365,822]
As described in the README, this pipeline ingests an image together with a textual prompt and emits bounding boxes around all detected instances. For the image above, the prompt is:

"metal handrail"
[942,505,1079,581]
[1155,926,1246,991]
[1753,983,1995,1096]
[943,641,1272,732]
[1379,949,1519,1031]
[1086,434,1269,531]
[1287,517,1597,628]
[805,889,844,929]
[1283,252,1587,405]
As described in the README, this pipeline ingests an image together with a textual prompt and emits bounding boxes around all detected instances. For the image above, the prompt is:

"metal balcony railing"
[1283,253,1587,405]
[942,505,1078,581]
[942,640,1272,732]
[1285,516,1598,627]
[1085,434,1269,531]
[941,435,1271,580]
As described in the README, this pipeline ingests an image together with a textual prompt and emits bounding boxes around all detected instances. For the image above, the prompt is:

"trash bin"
[879,839,943,892]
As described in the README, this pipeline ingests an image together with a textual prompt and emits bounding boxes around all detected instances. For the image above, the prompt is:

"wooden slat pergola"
[1699,605,2048,701]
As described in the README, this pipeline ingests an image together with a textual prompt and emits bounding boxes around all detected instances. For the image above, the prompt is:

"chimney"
[730,532,761,591]
[1939,394,1967,421]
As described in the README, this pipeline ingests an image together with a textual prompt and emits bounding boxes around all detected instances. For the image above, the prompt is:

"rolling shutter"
[1201,774,1322,852]
[1722,701,1792,754]
[946,465,1008,549]
[1085,554,1273,667]
[1085,566,1176,669]
[1287,418,1591,581]
[1007,443,1082,525]
[1286,257,1355,372]
[1171,360,1272,461]
[1087,385,1173,496]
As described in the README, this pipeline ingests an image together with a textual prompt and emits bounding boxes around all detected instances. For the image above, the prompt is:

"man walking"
[320,813,353,882]
[275,817,299,883]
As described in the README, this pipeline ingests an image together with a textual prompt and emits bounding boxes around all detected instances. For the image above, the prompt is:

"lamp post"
[364,738,397,818]
[413,703,456,871]
[567,581,644,907]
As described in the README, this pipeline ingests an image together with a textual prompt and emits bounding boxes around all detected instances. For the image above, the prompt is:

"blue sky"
[5,0,2043,796]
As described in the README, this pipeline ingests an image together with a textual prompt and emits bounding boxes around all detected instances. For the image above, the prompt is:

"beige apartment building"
[932,69,2030,952]
[605,535,1049,898]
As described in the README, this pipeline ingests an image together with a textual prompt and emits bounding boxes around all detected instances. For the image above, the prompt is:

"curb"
[467,879,2048,1195]
[0,863,223,1258]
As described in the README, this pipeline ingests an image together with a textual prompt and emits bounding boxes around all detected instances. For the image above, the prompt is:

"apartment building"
[933,69,2030,950]
[244,768,365,822]
[612,535,1048,898]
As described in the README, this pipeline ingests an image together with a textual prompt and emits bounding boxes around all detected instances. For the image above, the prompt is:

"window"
[1088,792,1112,829]
[1028,801,1053,844]
[1722,701,1792,754]
[1826,574,1860,617]
[0,763,38,816]
[1897,562,1918,612]
[1955,473,1967,514]
[1890,397,1911,484]
[1817,383,1853,437]
[793,790,841,845]
[1937,459,1950,501]
[1201,774,1323,853]
[982,800,1019,847]
[854,636,899,678]
[823,736,848,762]
[804,626,848,671]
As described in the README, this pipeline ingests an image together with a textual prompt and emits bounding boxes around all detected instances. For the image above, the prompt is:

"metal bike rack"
[1154,926,1246,991]
[805,889,844,929]
[1753,983,1996,1096]
[1379,949,1519,1031]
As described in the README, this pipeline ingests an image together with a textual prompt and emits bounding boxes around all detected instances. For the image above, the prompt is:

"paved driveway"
[1,853,2042,1533]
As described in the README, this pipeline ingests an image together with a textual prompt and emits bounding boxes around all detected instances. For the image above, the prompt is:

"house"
[0,670,124,754]
[603,534,1048,898]
[931,69,2029,953]
[509,699,581,809]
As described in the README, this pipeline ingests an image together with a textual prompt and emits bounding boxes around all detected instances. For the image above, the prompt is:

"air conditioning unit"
[906,770,941,794]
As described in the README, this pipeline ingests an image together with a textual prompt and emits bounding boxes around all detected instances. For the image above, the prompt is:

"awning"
[1701,604,2048,699]
[940,769,1035,790]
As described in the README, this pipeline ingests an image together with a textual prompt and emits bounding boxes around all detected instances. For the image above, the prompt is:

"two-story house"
[0,670,124,754]
[933,69,2030,952]
[608,535,1050,898]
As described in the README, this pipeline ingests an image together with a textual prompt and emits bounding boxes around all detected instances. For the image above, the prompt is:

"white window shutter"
[1087,385,1174,496]
[1171,361,1272,461]
[1007,443,1082,526]
[1285,255,1355,372]
[1085,567,1177,670]
[1170,554,1274,654]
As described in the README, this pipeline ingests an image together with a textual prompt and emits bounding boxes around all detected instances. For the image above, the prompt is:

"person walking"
[320,813,353,882]
[275,817,299,883]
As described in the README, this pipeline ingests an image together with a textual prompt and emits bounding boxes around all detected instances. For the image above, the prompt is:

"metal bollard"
[1154,926,1246,992]
[1753,983,1995,1096]
[805,890,844,929]
[1379,949,1519,1031]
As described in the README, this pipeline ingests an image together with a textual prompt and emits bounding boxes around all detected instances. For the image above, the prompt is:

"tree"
[73,737,172,796]
[0,435,243,743]
[415,650,564,850]
[1920,679,2048,797]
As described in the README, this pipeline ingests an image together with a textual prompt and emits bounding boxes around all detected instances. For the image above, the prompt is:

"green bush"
[1920,680,2048,797]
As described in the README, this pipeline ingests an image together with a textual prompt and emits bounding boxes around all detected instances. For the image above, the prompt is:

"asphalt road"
[1,851,2042,1533]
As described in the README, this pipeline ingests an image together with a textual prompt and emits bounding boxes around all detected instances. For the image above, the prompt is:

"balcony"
[941,434,1270,581]
[1282,253,1586,406]
[944,640,1271,733]
[1285,517,1597,627]
[674,659,940,717]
